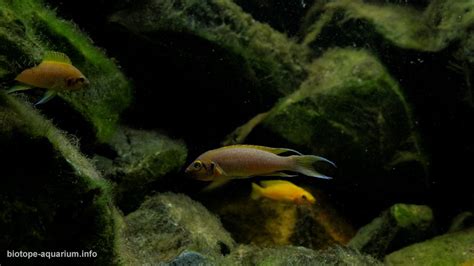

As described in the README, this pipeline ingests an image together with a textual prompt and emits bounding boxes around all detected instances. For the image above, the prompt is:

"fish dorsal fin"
[221,145,302,155]
[260,180,294,188]
[43,51,71,64]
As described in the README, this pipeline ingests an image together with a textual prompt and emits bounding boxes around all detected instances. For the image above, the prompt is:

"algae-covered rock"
[224,48,427,200]
[302,0,474,52]
[106,0,311,146]
[0,93,120,265]
[0,0,132,141]
[119,193,235,264]
[93,127,187,213]
[223,245,382,265]
[300,0,474,108]
[202,184,354,250]
[384,227,474,265]
[348,204,434,258]
[299,0,474,108]
[109,0,309,98]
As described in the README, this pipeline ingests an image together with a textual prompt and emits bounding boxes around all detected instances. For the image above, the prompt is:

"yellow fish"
[8,51,89,105]
[185,145,335,190]
[251,180,316,205]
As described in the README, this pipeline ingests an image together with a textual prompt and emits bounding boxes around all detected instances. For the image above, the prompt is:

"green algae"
[0,92,121,265]
[385,227,474,265]
[303,0,474,52]
[94,127,188,213]
[119,193,235,265]
[391,204,433,229]
[260,48,427,178]
[222,245,381,266]
[109,0,310,97]
[0,0,132,141]
[349,204,434,258]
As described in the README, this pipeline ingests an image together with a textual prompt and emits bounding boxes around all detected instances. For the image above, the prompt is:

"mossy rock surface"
[384,227,474,265]
[222,245,381,265]
[119,193,235,265]
[94,127,188,213]
[0,93,120,265]
[0,0,132,142]
[108,0,309,98]
[348,204,434,258]
[225,48,427,203]
[300,0,474,108]
[302,0,474,52]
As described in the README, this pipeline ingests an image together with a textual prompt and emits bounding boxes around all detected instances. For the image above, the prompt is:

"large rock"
[106,0,311,149]
[109,0,309,98]
[0,0,132,142]
[300,0,474,110]
[222,245,381,265]
[0,93,121,265]
[384,227,474,265]
[348,204,434,258]
[299,0,474,222]
[94,127,187,213]
[223,48,427,220]
[119,193,235,264]
[301,0,474,52]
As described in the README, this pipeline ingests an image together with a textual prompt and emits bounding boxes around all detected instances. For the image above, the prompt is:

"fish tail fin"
[251,183,263,200]
[290,155,335,180]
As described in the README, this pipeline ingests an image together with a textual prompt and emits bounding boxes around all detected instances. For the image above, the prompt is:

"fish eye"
[193,161,202,169]
[77,77,85,83]
[302,195,307,200]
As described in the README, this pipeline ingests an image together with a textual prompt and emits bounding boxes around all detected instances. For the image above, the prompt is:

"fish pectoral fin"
[35,90,57,105]
[260,172,298,178]
[6,85,33,94]
[201,176,231,192]
[213,163,226,177]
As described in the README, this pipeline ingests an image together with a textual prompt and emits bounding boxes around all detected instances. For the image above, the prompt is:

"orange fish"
[251,180,316,205]
[8,51,89,105]
[185,145,335,190]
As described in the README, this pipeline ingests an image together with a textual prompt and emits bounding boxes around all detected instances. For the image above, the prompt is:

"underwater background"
[0,0,473,265]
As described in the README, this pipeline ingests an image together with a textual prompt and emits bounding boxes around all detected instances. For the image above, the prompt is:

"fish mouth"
[184,167,192,175]
[184,167,199,178]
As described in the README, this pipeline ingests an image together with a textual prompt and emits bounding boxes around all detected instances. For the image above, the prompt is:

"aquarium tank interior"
[1,0,473,265]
